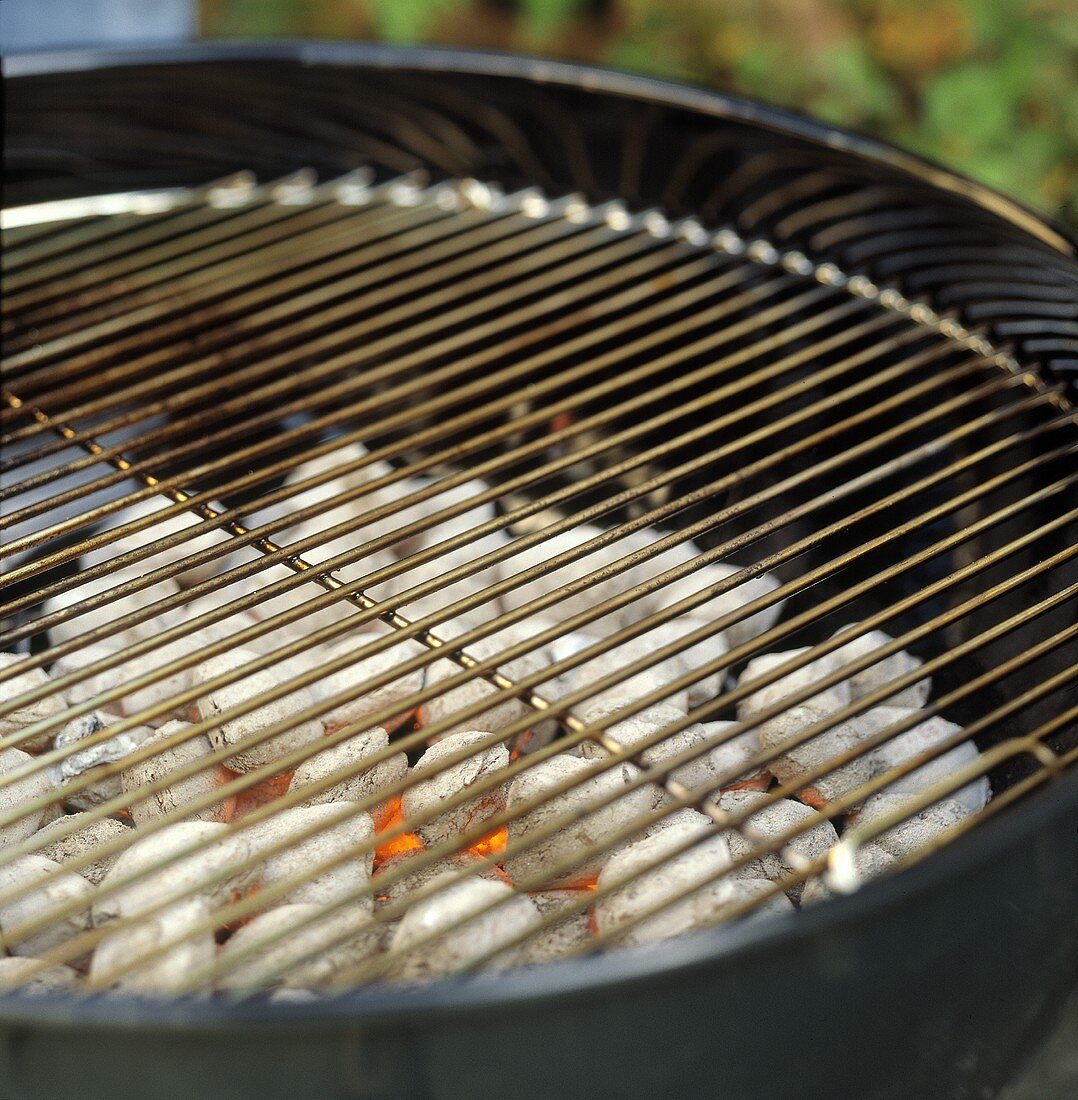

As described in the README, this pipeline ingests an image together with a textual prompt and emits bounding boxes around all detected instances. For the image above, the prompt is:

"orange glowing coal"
[218,769,295,822]
[468,825,508,859]
[509,730,535,762]
[218,882,263,940]
[723,772,772,793]
[374,795,424,864]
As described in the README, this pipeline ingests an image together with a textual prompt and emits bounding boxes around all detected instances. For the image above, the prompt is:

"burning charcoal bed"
[0,42,1075,1100]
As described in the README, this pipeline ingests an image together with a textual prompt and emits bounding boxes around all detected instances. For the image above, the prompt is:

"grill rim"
[6,39,1076,264]
[1,43,1075,1035]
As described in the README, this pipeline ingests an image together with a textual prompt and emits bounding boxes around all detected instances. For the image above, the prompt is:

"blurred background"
[2,0,1076,220]
[211,0,1078,222]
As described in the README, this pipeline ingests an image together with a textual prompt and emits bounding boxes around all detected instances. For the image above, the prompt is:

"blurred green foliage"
[201,0,1077,220]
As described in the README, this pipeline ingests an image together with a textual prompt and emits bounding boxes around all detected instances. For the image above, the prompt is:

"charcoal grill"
[1,42,1076,1100]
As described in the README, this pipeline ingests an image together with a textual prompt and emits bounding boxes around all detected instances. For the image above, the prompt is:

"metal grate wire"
[1,172,1075,997]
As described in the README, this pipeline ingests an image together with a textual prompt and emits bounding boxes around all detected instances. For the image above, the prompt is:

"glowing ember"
[724,774,773,793]
[218,883,262,939]
[579,882,599,935]
[509,730,535,762]
[373,794,402,832]
[568,881,600,934]
[220,770,295,822]
[468,825,508,859]
[374,795,424,864]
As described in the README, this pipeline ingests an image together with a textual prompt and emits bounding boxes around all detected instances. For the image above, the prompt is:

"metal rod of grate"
[0,173,1074,998]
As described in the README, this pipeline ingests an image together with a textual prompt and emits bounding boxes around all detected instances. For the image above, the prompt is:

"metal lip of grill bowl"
[1,41,1076,1100]
[6,40,1076,256]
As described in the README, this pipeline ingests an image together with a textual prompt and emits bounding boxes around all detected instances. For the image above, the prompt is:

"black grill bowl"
[1,43,1076,1100]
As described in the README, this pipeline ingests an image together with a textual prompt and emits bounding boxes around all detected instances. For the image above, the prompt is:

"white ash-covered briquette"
[648,561,785,650]
[92,820,258,925]
[535,627,600,704]
[290,726,407,820]
[41,569,186,648]
[857,709,990,814]
[564,626,694,715]
[846,791,975,861]
[35,814,130,885]
[342,472,440,564]
[756,698,874,809]
[237,544,400,646]
[647,617,730,706]
[515,619,595,747]
[600,718,701,791]
[63,607,253,724]
[503,754,658,889]
[90,897,215,997]
[717,878,796,925]
[389,876,541,980]
[418,619,551,741]
[481,614,558,667]
[376,918,400,954]
[268,987,320,1004]
[38,802,65,829]
[643,806,716,839]
[519,624,598,752]
[648,726,765,803]
[799,842,896,906]
[373,850,500,908]
[246,803,375,910]
[465,615,561,753]
[578,701,687,761]
[274,528,401,588]
[499,524,699,630]
[0,747,58,845]
[219,903,384,990]
[594,812,735,947]
[583,705,769,796]
[547,627,599,666]
[172,587,275,655]
[378,476,503,563]
[402,730,509,848]
[694,721,771,790]
[120,720,233,826]
[737,648,850,722]
[567,618,728,714]
[308,628,426,734]
[0,855,94,959]
[829,625,930,708]
[48,711,152,812]
[81,496,250,589]
[50,640,191,727]
[528,888,592,919]
[0,956,80,993]
[521,889,594,964]
[266,441,397,545]
[192,647,324,772]
[260,445,402,589]
[714,789,840,901]
[367,519,514,630]
[0,652,65,752]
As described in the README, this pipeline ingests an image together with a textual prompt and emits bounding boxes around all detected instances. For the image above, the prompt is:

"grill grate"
[1,172,1075,997]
